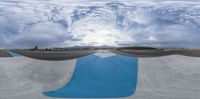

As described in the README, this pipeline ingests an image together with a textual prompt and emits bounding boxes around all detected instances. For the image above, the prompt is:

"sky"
[0,0,200,48]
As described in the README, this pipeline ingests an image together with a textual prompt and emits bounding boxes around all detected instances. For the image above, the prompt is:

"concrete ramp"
[0,56,76,99]
[133,55,200,99]
[0,50,12,57]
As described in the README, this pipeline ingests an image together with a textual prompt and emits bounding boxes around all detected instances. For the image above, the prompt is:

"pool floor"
[43,53,138,98]
[7,51,21,57]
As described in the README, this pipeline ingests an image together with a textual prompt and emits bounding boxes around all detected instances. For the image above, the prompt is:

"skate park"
[1,49,200,99]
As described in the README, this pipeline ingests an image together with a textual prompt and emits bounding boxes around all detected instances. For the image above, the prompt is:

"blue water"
[7,51,21,57]
[43,53,138,98]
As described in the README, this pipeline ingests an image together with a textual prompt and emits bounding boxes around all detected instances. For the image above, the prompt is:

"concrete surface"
[0,50,12,57]
[0,56,76,99]
[0,52,200,99]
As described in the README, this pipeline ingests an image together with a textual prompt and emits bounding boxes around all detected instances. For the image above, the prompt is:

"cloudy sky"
[0,0,200,48]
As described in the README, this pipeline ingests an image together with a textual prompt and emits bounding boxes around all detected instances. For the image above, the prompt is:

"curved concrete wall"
[133,55,200,99]
[0,56,76,99]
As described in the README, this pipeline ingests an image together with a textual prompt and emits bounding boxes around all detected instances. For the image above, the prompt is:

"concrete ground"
[0,50,12,57]
[0,56,76,99]
[0,52,200,99]
[132,55,200,99]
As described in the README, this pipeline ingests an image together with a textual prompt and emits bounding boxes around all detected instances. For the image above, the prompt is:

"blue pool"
[43,53,138,98]
[7,51,21,57]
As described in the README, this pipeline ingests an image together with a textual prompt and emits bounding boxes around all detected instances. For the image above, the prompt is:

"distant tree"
[32,46,38,51]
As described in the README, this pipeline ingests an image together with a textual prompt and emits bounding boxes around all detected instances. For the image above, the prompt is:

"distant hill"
[118,46,157,50]
[70,45,115,48]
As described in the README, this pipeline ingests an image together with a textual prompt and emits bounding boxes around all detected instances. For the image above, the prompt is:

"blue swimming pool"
[43,53,138,98]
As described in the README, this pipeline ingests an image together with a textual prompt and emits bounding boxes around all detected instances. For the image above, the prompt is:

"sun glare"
[91,38,108,46]
[71,21,133,47]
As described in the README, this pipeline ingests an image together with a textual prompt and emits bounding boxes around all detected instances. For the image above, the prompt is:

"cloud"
[0,0,200,48]
[12,22,70,47]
